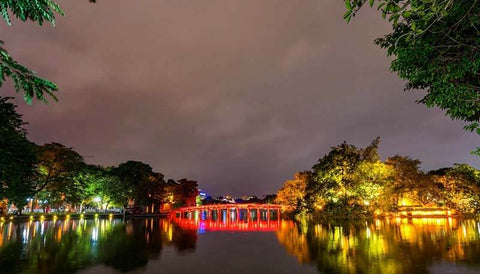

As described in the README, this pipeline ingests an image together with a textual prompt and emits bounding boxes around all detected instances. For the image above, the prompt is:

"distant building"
[216,195,235,203]
[242,195,258,201]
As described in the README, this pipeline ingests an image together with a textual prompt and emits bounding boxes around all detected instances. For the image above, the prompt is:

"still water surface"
[1,217,480,274]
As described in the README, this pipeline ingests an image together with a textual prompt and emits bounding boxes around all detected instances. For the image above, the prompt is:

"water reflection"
[276,218,480,273]
[1,217,480,273]
[0,218,196,273]
[172,217,282,232]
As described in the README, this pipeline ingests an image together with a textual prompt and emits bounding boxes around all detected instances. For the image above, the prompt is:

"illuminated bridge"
[170,204,283,232]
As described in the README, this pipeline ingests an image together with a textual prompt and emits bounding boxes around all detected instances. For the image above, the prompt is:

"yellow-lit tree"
[431,164,480,214]
[275,172,311,212]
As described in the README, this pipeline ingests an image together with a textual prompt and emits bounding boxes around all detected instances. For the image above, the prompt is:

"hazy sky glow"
[2,0,478,196]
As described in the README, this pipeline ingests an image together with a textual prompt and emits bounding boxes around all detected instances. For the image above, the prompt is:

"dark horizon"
[2,0,478,197]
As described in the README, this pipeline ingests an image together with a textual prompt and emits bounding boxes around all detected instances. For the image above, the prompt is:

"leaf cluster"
[0,41,58,104]
[0,96,37,207]
[292,138,480,216]
[1,0,63,103]
[344,0,480,154]
[0,0,63,26]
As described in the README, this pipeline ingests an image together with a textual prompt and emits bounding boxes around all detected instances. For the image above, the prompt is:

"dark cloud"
[2,0,478,196]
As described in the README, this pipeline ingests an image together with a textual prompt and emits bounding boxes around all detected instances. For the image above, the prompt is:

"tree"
[431,164,480,213]
[35,143,86,208]
[175,179,199,208]
[386,155,424,207]
[350,138,394,210]
[114,161,152,204]
[0,1,64,103]
[144,172,167,212]
[385,155,443,207]
[114,161,168,211]
[0,96,37,212]
[305,138,397,215]
[155,179,179,208]
[307,141,362,212]
[352,160,393,210]
[76,165,127,209]
[345,0,480,154]
[275,172,311,212]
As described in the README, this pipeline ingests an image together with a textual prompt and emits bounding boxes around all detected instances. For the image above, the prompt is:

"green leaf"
[344,11,353,23]
[345,1,352,11]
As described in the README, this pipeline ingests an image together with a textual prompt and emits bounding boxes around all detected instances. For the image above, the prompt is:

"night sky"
[2,0,478,197]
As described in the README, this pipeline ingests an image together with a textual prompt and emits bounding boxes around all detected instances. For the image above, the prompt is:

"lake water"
[1,217,480,273]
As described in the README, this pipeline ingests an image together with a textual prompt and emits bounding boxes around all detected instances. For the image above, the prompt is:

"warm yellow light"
[66,215,70,219]
[80,214,84,219]
[9,216,13,220]
[94,214,99,218]
[53,215,57,219]
[411,210,449,216]
[29,215,33,219]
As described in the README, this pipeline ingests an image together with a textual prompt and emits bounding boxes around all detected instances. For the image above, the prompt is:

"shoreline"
[0,212,170,222]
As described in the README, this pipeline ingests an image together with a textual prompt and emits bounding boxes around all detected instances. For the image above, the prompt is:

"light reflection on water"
[277,218,480,273]
[0,217,479,273]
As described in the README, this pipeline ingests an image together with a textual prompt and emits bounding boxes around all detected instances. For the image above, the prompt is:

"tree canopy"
[35,143,86,206]
[0,0,65,103]
[0,96,37,209]
[278,138,480,216]
[344,0,480,154]
[275,172,311,212]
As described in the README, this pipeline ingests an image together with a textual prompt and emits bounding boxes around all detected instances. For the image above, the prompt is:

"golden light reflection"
[276,221,311,263]
[0,222,3,248]
[56,226,62,242]
[276,218,480,273]
[7,222,12,240]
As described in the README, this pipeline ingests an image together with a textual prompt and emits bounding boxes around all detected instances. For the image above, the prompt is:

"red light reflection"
[171,217,285,232]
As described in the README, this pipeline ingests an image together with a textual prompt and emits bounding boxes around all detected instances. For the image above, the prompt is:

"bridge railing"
[170,203,283,222]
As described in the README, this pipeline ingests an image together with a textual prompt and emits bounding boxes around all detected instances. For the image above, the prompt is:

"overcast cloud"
[2,0,478,196]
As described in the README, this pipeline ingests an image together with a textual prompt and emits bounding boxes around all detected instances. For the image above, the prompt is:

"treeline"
[276,138,480,217]
[0,96,198,214]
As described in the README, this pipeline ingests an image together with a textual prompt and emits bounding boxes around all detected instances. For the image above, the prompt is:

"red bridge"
[170,203,283,232]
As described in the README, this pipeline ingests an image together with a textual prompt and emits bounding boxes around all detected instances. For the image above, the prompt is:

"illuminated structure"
[170,204,282,232]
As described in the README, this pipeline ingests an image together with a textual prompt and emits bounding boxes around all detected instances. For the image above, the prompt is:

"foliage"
[0,1,65,103]
[0,0,63,25]
[305,138,384,216]
[111,161,197,211]
[174,179,199,208]
[0,96,37,208]
[344,0,480,154]
[114,161,153,206]
[352,160,394,210]
[0,107,198,213]
[76,165,126,208]
[309,141,362,205]
[283,138,480,217]
[275,172,311,212]
[34,143,86,206]
[430,164,480,213]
